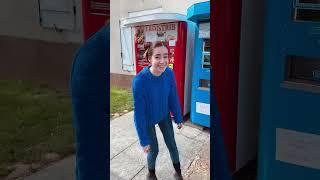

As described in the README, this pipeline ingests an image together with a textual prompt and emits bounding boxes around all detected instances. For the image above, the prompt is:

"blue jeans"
[146,115,180,169]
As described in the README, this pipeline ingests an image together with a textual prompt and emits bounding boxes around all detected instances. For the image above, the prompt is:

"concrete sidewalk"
[20,156,75,180]
[19,111,209,180]
[110,112,210,180]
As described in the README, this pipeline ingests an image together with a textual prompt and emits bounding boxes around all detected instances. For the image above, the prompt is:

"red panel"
[133,25,145,74]
[82,0,110,41]
[174,22,187,115]
[212,0,242,172]
[133,22,187,114]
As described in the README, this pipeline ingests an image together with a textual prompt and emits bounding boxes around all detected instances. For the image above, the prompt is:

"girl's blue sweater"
[132,66,182,146]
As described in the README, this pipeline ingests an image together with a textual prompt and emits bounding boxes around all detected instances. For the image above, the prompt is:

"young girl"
[132,41,183,180]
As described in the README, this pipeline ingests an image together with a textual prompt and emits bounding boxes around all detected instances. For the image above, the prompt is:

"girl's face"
[150,46,169,74]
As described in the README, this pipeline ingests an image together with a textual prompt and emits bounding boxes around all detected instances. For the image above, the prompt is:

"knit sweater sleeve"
[168,70,183,124]
[132,77,149,147]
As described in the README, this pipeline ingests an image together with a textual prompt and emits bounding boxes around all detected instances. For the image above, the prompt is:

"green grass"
[0,82,133,177]
[0,80,74,177]
[110,86,133,114]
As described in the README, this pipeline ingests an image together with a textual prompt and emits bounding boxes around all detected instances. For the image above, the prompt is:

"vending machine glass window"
[202,39,211,69]
[296,0,320,4]
[294,0,320,22]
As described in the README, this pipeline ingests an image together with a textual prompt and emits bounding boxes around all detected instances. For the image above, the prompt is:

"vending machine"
[133,22,188,116]
[258,0,320,179]
[82,0,109,40]
[187,1,211,127]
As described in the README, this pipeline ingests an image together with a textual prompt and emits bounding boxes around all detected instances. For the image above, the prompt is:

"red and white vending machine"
[133,21,188,116]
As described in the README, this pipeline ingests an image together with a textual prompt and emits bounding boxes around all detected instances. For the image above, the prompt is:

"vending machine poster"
[134,22,178,69]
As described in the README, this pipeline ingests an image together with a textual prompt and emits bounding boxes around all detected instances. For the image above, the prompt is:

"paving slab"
[174,133,204,159]
[110,111,210,180]
[110,170,130,180]
[155,153,193,180]
[184,139,210,180]
[131,167,148,180]
[21,156,75,180]
[132,156,193,180]
[176,125,203,139]
[110,151,145,179]
[110,112,138,159]
[194,131,210,143]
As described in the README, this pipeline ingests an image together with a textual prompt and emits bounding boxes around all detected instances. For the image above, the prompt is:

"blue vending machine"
[187,1,210,127]
[259,0,320,180]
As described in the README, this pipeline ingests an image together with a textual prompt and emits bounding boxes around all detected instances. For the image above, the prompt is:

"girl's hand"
[177,123,183,129]
[143,145,151,153]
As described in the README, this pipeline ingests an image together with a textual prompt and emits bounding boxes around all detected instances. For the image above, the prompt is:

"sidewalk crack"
[110,140,138,160]
[130,165,145,180]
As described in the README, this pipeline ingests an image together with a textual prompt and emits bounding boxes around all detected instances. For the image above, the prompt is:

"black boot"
[146,168,157,180]
[173,162,183,180]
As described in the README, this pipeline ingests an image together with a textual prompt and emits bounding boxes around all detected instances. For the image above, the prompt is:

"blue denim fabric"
[146,115,180,169]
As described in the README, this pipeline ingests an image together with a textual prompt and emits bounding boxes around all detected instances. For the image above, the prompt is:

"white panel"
[120,26,134,72]
[276,128,320,170]
[40,11,74,30]
[196,102,210,115]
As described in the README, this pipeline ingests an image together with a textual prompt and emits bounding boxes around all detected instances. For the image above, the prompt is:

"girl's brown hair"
[143,41,169,61]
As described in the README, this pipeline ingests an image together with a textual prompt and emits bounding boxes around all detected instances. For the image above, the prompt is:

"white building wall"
[161,0,208,15]
[0,0,83,43]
